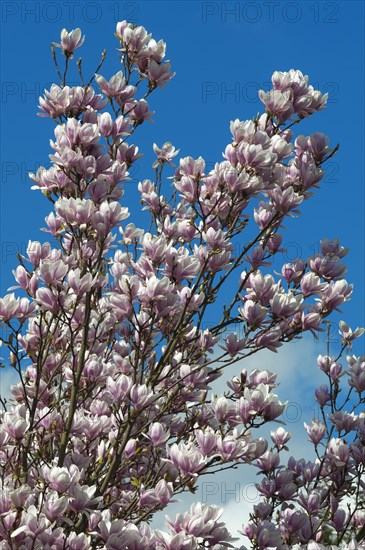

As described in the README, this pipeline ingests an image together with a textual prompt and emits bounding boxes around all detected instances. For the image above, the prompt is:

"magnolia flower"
[271,427,291,450]
[0,293,20,321]
[239,299,267,327]
[347,354,365,393]
[54,28,85,56]
[43,465,80,493]
[145,422,170,446]
[2,409,29,439]
[152,142,180,168]
[259,89,294,121]
[327,438,350,465]
[95,72,124,97]
[304,419,326,445]
[169,443,205,476]
[339,320,365,346]
[147,60,175,88]
[125,99,154,123]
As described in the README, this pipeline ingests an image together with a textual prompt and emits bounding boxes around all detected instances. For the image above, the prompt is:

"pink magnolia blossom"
[54,28,85,56]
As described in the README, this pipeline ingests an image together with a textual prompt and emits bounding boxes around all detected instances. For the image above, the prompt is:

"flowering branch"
[0,21,363,550]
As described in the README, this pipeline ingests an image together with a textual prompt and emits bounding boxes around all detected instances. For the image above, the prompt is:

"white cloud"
[211,335,323,399]
[0,366,19,406]
[152,335,326,546]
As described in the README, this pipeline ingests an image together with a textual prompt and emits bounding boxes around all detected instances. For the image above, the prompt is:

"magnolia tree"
[0,21,364,550]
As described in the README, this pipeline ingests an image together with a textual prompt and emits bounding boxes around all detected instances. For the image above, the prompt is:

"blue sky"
[0,1,364,541]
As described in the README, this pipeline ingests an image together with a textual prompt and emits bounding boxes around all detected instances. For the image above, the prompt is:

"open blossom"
[330,411,359,433]
[40,259,68,287]
[54,28,85,55]
[223,333,247,356]
[327,438,350,465]
[319,279,353,312]
[42,465,80,493]
[301,272,328,296]
[281,260,305,284]
[271,427,291,450]
[216,433,249,461]
[67,269,97,294]
[195,427,217,457]
[263,69,328,120]
[254,202,275,230]
[239,299,267,327]
[146,422,170,446]
[0,293,36,322]
[339,320,365,345]
[304,419,326,445]
[95,71,122,95]
[169,443,206,476]
[146,60,175,88]
[2,407,29,439]
[55,197,96,225]
[259,89,294,122]
[125,98,154,123]
[152,142,180,168]
[295,132,331,161]
[244,271,279,304]
[309,253,347,280]
[116,21,151,54]
[320,237,349,258]
[270,290,303,318]
[38,85,107,118]
[237,142,277,170]
[139,479,173,507]
[43,491,69,521]
[0,293,20,321]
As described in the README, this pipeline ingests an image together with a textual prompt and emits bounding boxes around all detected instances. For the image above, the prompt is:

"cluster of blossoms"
[259,70,328,123]
[241,329,364,550]
[0,22,364,550]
